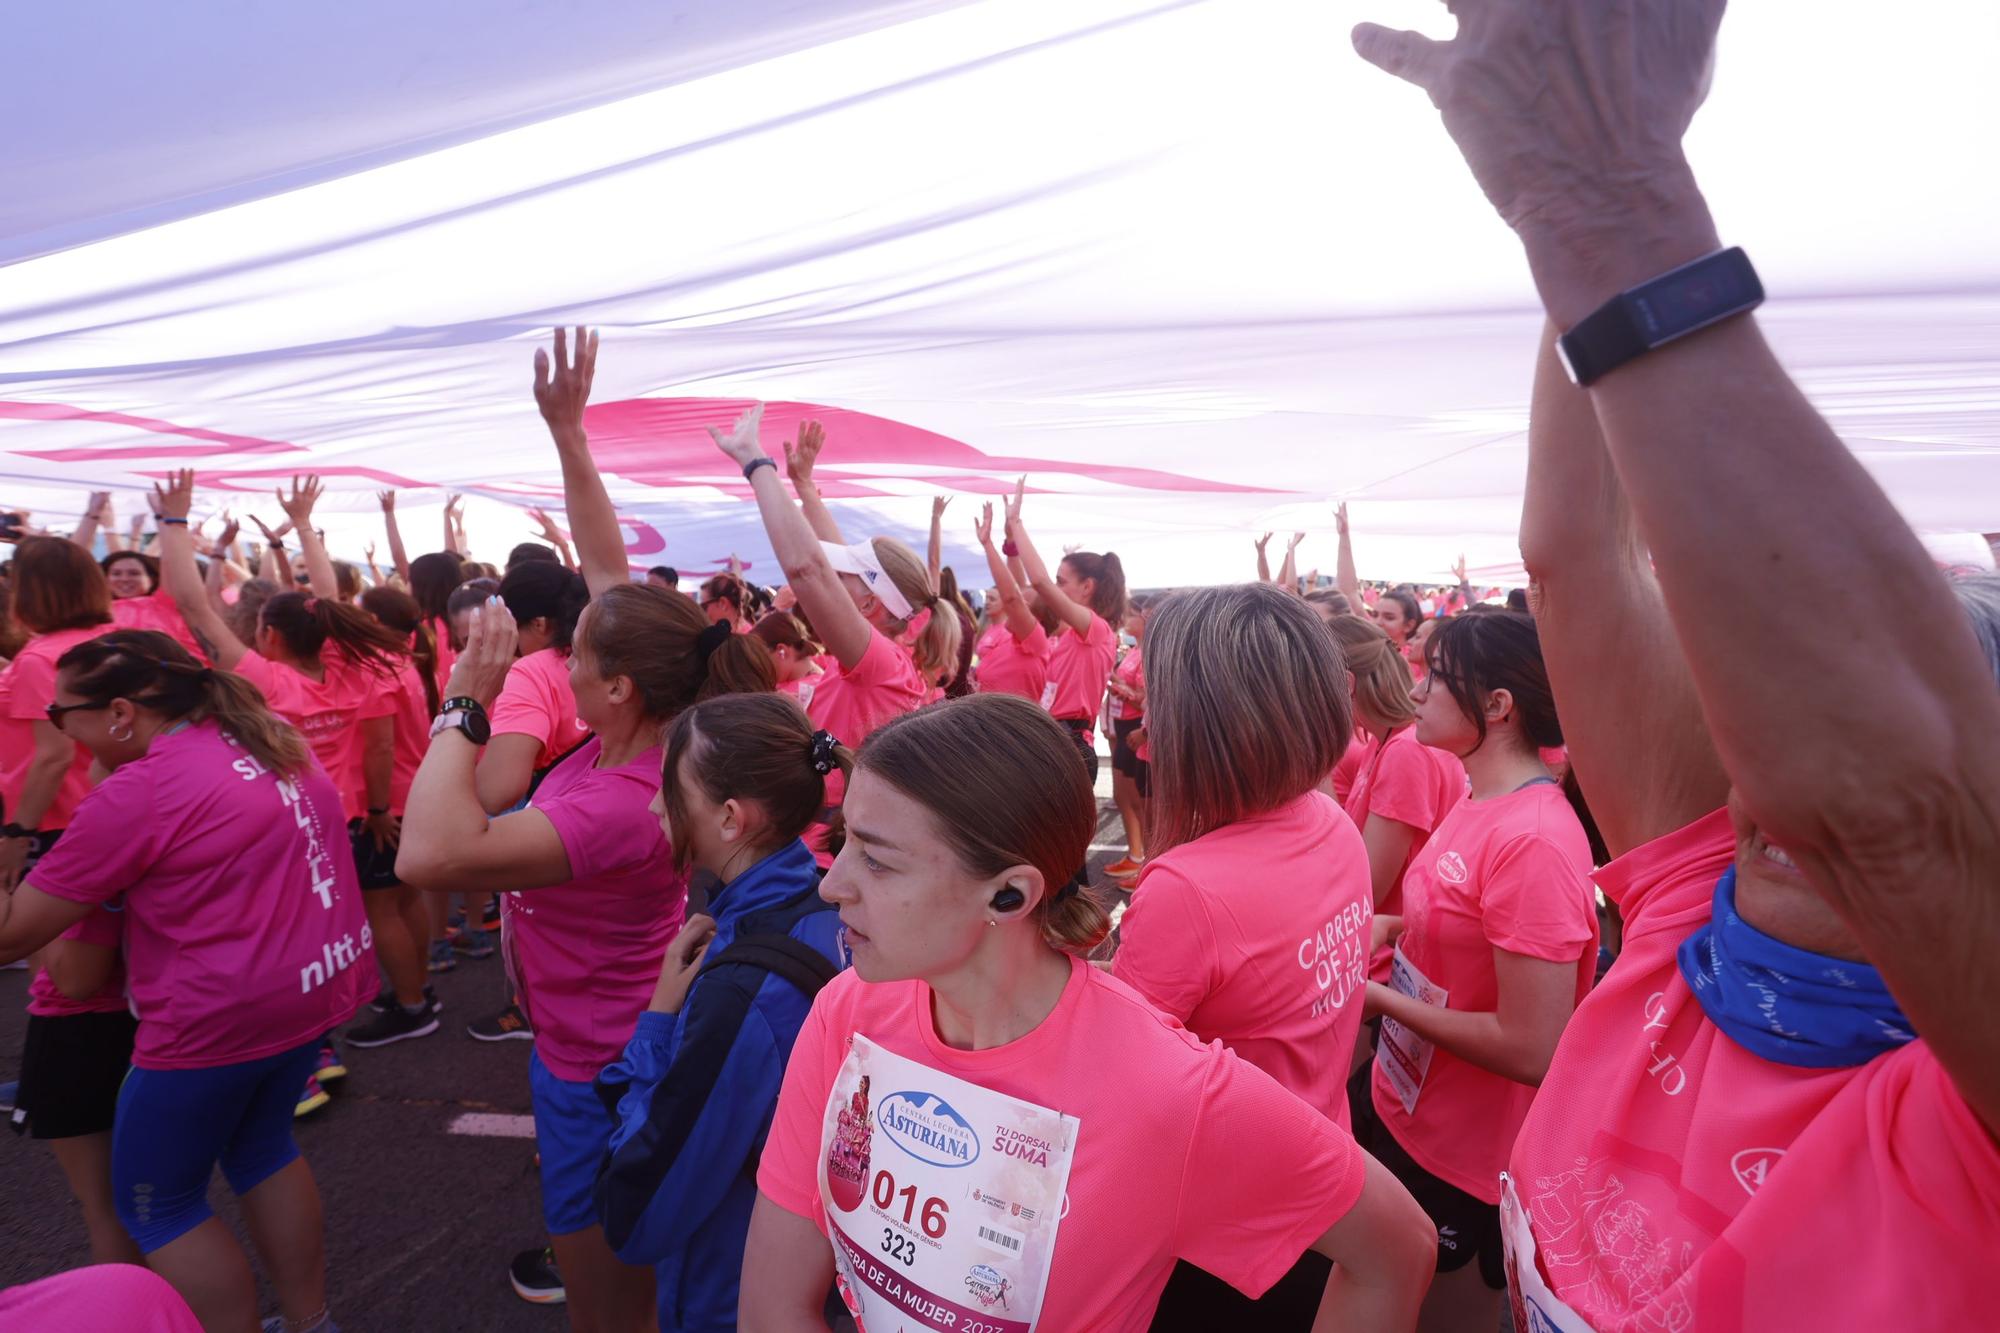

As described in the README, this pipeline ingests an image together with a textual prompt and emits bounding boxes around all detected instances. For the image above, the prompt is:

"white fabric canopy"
[5,0,1997,587]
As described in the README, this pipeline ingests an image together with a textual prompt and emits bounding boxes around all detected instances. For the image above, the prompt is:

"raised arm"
[1254,532,1274,583]
[927,494,950,588]
[782,420,845,544]
[70,492,110,551]
[976,503,1037,641]
[1519,323,1726,855]
[1356,0,2000,1130]
[533,327,628,598]
[709,405,873,670]
[378,490,411,582]
[248,516,293,588]
[152,470,249,670]
[276,476,339,600]
[442,493,464,557]
[1334,504,1363,608]
[527,507,578,572]
[1279,532,1304,592]
[1003,478,1093,635]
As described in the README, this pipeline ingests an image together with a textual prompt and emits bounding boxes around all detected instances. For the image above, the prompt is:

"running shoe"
[313,1042,348,1084]
[370,983,441,1014]
[345,1003,440,1048]
[450,929,495,961]
[467,1002,533,1042]
[294,1076,331,1119]
[509,1247,566,1305]
[426,938,458,973]
[1102,856,1144,879]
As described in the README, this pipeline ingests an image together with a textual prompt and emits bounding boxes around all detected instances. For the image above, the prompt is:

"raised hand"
[246,514,289,547]
[1004,476,1026,531]
[526,506,568,545]
[442,598,521,711]
[363,539,377,566]
[1452,554,1468,584]
[86,491,111,522]
[1288,532,1305,553]
[533,326,599,441]
[932,495,952,521]
[707,403,767,468]
[377,489,397,513]
[276,474,324,527]
[213,515,241,555]
[444,493,464,522]
[150,468,196,521]
[1351,0,1722,264]
[1255,532,1273,555]
[1335,502,1350,537]
[974,502,996,547]
[784,419,826,486]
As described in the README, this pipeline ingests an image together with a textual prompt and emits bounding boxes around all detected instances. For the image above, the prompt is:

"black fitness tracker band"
[1557,247,1764,386]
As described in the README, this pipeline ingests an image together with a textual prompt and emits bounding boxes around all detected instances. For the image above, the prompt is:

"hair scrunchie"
[808,730,840,776]
[1056,866,1089,903]
[695,618,732,668]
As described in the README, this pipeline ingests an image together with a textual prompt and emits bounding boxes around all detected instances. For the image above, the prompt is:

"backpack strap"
[697,934,840,998]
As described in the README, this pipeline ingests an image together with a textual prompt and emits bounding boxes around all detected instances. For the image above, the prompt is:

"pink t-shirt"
[234,650,398,819]
[0,1264,203,1333]
[1042,613,1117,732]
[1110,643,1145,721]
[507,737,686,1082]
[759,957,1368,1327]
[28,721,372,1070]
[0,625,112,830]
[426,615,458,697]
[382,661,430,817]
[110,588,204,661]
[27,896,128,1018]
[1329,731,1376,807]
[1372,782,1597,1203]
[1116,792,1374,1130]
[489,647,588,770]
[1505,811,2000,1330]
[975,620,1051,702]
[804,628,926,846]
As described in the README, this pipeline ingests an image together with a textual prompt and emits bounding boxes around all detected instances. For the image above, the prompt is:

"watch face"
[463,712,492,746]
[1631,248,1763,344]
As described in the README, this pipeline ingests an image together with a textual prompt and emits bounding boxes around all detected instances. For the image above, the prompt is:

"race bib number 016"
[818,1035,1079,1333]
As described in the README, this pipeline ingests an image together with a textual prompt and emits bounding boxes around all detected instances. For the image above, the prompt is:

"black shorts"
[350,818,400,891]
[1110,718,1151,798]
[1057,717,1100,783]
[1350,1064,1505,1290]
[1148,1251,1332,1333]
[12,1009,139,1140]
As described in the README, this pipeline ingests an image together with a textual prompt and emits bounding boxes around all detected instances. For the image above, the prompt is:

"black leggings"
[1058,717,1099,782]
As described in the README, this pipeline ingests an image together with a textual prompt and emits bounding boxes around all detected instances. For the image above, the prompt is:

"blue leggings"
[113,1039,321,1253]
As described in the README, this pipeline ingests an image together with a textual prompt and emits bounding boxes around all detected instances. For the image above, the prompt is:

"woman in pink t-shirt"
[0,626,372,1333]
[1102,598,1152,880]
[1112,585,1382,1332]
[751,609,828,711]
[971,501,1053,704]
[1001,478,1125,781]
[396,327,776,1333]
[1333,503,1428,681]
[1491,313,2000,1331]
[1356,610,1597,1333]
[479,559,593,813]
[1329,616,1466,938]
[708,408,945,860]
[102,549,207,662]
[744,694,1437,1331]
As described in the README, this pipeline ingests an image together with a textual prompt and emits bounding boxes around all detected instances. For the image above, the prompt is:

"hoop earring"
[109,723,134,742]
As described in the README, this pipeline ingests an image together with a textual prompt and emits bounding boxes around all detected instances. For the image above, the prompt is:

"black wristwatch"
[0,822,36,841]
[742,456,778,481]
[1556,247,1764,386]
[430,705,492,746]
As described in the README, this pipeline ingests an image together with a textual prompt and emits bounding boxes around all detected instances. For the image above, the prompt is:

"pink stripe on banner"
[0,400,305,459]
[136,466,429,491]
[584,399,1277,496]
[831,1227,1030,1333]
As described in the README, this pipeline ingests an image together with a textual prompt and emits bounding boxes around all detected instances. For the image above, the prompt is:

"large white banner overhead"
[4,0,1998,587]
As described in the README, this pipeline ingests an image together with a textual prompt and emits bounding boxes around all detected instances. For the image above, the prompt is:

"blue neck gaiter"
[1676,867,1914,1069]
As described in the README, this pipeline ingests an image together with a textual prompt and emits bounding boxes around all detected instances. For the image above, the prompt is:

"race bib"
[818,1035,1079,1333]
[1038,679,1058,711]
[1375,943,1448,1115]
[1499,1173,1596,1333]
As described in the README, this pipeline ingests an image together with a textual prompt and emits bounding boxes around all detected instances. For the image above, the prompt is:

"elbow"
[393,842,447,890]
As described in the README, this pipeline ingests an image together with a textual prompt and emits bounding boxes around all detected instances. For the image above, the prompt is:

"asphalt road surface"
[1,797,1134,1330]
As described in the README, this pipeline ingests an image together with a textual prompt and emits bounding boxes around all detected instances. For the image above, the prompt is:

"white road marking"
[446,1112,537,1139]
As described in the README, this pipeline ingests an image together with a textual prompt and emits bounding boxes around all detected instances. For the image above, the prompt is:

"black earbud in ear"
[990,886,1026,913]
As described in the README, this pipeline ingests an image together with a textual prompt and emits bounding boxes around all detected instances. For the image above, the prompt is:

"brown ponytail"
[869,537,964,686]
[57,630,312,778]
[359,586,442,716]
[662,692,852,874]
[699,631,779,701]
[857,695,1108,956]
[260,590,408,673]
